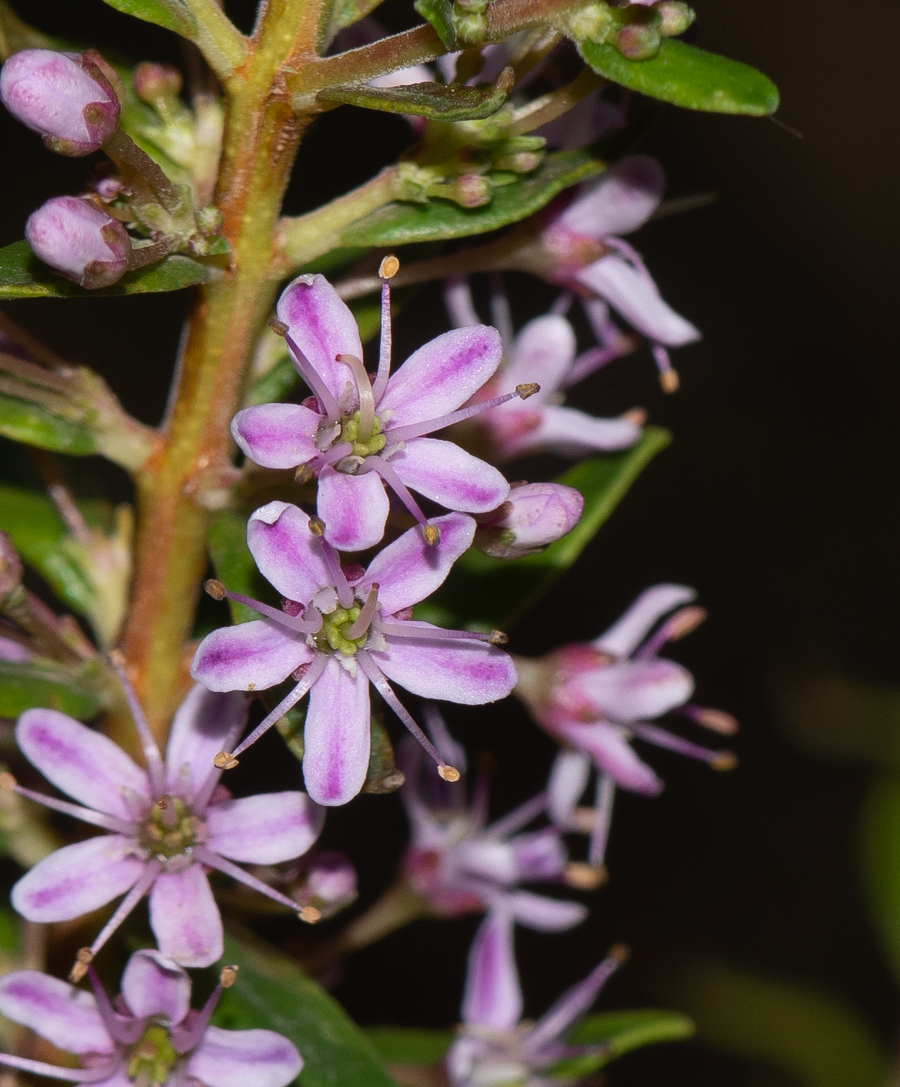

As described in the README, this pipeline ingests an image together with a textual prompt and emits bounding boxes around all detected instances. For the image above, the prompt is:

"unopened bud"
[475,482,584,559]
[219,965,238,988]
[205,579,227,601]
[379,255,400,279]
[301,852,358,916]
[653,0,695,36]
[438,764,461,782]
[133,62,182,104]
[616,21,661,60]
[1,49,120,155]
[26,196,130,289]
[196,205,224,235]
[214,751,239,770]
[448,174,492,208]
[493,151,544,174]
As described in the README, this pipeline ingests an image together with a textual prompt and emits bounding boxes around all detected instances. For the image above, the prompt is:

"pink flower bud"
[475,482,584,559]
[0,49,120,155]
[304,852,357,915]
[25,196,130,289]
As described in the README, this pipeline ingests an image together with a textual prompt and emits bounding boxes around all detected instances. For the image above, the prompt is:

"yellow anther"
[267,317,289,336]
[68,948,93,984]
[438,764,460,782]
[660,369,680,394]
[295,463,314,485]
[308,516,326,537]
[379,255,400,279]
[516,382,540,399]
[423,523,441,547]
[564,861,608,890]
[220,965,238,988]
[214,751,239,770]
[299,905,322,923]
[711,751,738,772]
[0,771,16,790]
[489,630,508,646]
[696,708,739,735]
[205,579,226,601]
[608,943,630,964]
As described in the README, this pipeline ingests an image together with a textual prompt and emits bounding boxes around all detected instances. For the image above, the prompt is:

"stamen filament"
[170,967,231,1054]
[345,585,379,640]
[372,267,394,402]
[109,651,166,796]
[193,844,301,913]
[0,776,131,834]
[374,618,503,644]
[0,1053,118,1082]
[337,353,376,444]
[284,332,341,424]
[588,774,615,868]
[193,714,248,812]
[629,721,730,765]
[565,343,627,387]
[384,384,541,445]
[357,456,428,527]
[85,860,161,963]
[228,656,327,760]
[483,791,548,839]
[207,583,321,635]
[86,966,142,1046]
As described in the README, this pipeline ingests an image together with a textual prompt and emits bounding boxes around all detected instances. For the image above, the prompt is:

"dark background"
[2,0,899,1082]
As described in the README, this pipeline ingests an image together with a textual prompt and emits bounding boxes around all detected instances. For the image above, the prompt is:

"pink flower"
[0,950,302,1087]
[231,272,535,551]
[7,684,322,968]
[190,505,517,806]
[26,196,130,289]
[514,584,736,866]
[474,482,584,559]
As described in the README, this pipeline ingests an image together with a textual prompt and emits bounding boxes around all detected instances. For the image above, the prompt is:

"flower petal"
[187,1025,302,1087]
[120,950,191,1024]
[190,620,312,693]
[504,314,575,398]
[462,910,522,1031]
[277,274,362,401]
[576,659,694,721]
[576,256,700,346]
[556,721,662,794]
[376,626,517,705]
[0,971,110,1055]
[231,404,320,469]
[508,829,567,882]
[547,749,591,828]
[500,403,640,458]
[558,155,664,238]
[207,792,323,864]
[11,836,143,922]
[166,686,248,796]
[506,890,587,931]
[149,866,223,968]
[16,709,148,821]
[359,512,475,615]
[318,467,389,551]
[379,326,502,428]
[303,658,370,806]
[594,584,696,656]
[392,438,509,513]
[247,501,332,603]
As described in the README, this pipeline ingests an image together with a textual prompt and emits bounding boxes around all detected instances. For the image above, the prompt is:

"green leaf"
[365,1027,453,1065]
[0,396,100,456]
[665,958,888,1087]
[414,0,456,49]
[340,147,608,248]
[208,510,271,624]
[562,1008,694,1073]
[0,657,104,718]
[861,772,900,982]
[417,427,670,630]
[0,241,221,300]
[321,71,512,122]
[579,39,779,116]
[97,0,197,38]
[214,934,401,1087]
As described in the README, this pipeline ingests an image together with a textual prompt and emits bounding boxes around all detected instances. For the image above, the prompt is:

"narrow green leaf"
[214,934,401,1087]
[579,39,779,116]
[0,241,221,299]
[341,147,608,248]
[667,959,888,1087]
[0,396,99,456]
[416,427,670,630]
[321,71,512,122]
[414,0,456,49]
[365,1028,453,1065]
[861,772,900,983]
[565,1008,694,1071]
[98,0,197,38]
[0,657,103,718]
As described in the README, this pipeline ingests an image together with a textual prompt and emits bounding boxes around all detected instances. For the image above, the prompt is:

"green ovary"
[341,411,386,458]
[127,1023,179,1087]
[318,605,367,656]
[141,795,199,859]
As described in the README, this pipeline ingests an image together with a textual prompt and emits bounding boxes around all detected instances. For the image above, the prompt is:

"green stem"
[180,0,249,81]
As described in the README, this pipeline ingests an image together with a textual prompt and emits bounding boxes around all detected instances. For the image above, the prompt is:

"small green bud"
[653,0,695,36]
[565,1,615,43]
[454,10,487,44]
[196,205,224,234]
[616,21,661,59]
[133,62,182,104]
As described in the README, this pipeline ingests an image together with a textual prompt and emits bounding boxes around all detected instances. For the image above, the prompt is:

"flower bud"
[295,852,357,918]
[475,482,584,559]
[133,62,182,105]
[26,196,131,289]
[653,0,695,36]
[0,49,120,155]
[616,21,661,60]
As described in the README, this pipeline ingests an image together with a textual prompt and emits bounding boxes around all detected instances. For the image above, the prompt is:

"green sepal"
[97,0,197,39]
[208,510,271,624]
[558,1009,694,1074]
[414,0,457,49]
[321,70,512,122]
[365,1027,453,1065]
[0,241,222,300]
[579,39,779,116]
[214,934,402,1087]
[416,427,670,630]
[0,657,104,718]
[340,147,608,248]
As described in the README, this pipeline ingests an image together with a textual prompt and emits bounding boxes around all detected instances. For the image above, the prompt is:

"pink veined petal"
[247,501,333,603]
[190,620,313,693]
[556,721,662,795]
[166,686,248,797]
[149,866,223,968]
[231,404,320,469]
[503,403,640,458]
[462,910,522,1031]
[0,971,111,1055]
[317,466,390,551]
[303,658,371,806]
[575,256,700,346]
[276,274,362,402]
[187,1025,303,1087]
[503,314,575,399]
[506,890,587,931]
[378,326,503,428]
[15,709,149,821]
[11,835,144,923]
[207,792,323,864]
[594,584,696,656]
[120,950,191,1025]
[391,438,510,513]
[359,512,475,614]
[558,155,664,239]
[575,659,694,722]
[375,626,517,705]
[547,749,591,828]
